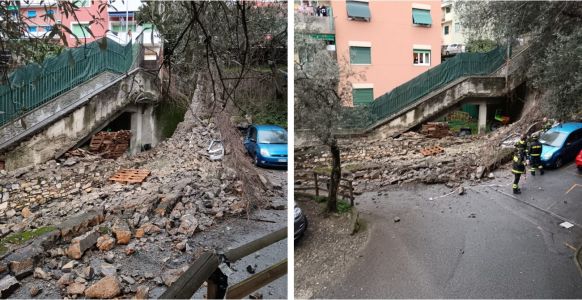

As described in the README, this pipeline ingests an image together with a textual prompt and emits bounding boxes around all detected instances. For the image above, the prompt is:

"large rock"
[33,268,50,280]
[58,209,104,241]
[177,214,198,236]
[112,220,131,245]
[5,242,44,279]
[67,282,86,295]
[84,276,121,299]
[0,275,20,298]
[97,235,116,251]
[134,285,149,299]
[67,230,99,259]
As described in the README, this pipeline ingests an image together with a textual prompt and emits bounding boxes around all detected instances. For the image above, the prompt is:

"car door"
[243,126,255,154]
[564,129,582,160]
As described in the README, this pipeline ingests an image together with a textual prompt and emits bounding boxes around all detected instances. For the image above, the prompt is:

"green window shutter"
[112,24,123,32]
[444,26,449,35]
[412,9,432,25]
[350,46,371,64]
[346,1,371,20]
[353,88,374,106]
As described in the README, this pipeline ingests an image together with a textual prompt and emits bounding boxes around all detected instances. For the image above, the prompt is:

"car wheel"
[555,157,563,169]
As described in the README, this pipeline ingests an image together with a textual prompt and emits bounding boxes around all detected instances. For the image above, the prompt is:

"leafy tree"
[466,39,497,53]
[136,1,287,119]
[457,1,582,119]
[295,34,359,212]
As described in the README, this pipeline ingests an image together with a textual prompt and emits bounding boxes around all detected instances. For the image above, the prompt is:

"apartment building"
[330,1,442,106]
[19,0,109,47]
[441,1,467,50]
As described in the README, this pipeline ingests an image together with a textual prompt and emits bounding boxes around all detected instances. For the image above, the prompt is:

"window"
[71,23,90,37]
[28,10,37,18]
[47,9,54,15]
[44,26,52,32]
[352,88,374,106]
[444,25,449,35]
[350,46,371,65]
[455,22,462,32]
[74,0,91,7]
[445,7,451,13]
[412,8,432,26]
[346,0,371,21]
[28,26,37,33]
[413,49,431,66]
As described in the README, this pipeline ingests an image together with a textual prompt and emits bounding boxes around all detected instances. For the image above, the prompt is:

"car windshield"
[258,129,287,144]
[540,131,567,147]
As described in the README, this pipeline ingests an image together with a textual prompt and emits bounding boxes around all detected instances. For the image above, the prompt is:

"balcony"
[295,14,334,34]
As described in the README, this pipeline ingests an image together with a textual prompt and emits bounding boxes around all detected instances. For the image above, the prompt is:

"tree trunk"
[327,140,341,212]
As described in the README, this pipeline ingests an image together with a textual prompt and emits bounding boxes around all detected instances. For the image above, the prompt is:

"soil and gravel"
[0,85,287,298]
[294,194,368,299]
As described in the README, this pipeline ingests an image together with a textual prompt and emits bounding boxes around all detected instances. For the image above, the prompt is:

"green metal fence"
[0,35,143,127]
[339,47,507,130]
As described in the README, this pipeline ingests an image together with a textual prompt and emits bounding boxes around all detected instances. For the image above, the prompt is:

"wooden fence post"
[314,172,319,198]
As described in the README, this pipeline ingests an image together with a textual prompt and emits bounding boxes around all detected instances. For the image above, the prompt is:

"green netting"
[338,47,506,130]
[0,36,141,127]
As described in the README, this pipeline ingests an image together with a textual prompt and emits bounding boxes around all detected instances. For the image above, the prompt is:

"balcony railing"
[295,14,334,34]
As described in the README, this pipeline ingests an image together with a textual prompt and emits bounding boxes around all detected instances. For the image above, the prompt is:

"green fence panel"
[0,36,141,127]
[338,47,506,130]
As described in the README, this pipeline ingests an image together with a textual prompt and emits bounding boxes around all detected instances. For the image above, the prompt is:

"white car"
[442,44,466,55]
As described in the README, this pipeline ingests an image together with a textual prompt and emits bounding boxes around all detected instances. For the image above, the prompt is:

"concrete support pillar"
[478,102,487,134]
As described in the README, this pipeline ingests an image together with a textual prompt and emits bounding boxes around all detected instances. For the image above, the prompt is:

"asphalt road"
[322,162,582,299]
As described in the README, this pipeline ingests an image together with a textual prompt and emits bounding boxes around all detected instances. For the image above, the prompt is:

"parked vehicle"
[540,122,582,168]
[576,149,582,172]
[243,124,288,168]
[442,44,466,55]
[294,202,308,241]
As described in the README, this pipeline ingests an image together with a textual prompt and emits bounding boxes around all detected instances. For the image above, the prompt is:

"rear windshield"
[258,129,287,144]
[540,131,567,147]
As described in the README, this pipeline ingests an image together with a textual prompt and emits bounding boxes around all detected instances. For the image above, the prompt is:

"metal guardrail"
[160,227,287,299]
[0,33,144,128]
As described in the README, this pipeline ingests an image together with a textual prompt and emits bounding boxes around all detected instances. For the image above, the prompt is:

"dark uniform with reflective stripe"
[515,137,527,160]
[512,152,525,194]
[528,138,543,175]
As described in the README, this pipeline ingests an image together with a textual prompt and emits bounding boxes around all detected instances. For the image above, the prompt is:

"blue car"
[540,122,582,168]
[243,125,288,168]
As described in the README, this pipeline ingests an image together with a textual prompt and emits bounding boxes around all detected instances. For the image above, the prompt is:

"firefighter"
[514,134,528,160]
[512,149,526,194]
[528,133,544,176]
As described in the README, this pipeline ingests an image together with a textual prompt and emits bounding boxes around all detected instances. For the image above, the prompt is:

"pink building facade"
[20,0,109,47]
[331,1,442,106]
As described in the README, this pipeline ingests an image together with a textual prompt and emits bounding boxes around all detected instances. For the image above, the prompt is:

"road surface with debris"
[321,162,582,299]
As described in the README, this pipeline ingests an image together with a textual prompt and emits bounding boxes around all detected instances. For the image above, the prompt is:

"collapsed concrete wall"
[2,71,160,171]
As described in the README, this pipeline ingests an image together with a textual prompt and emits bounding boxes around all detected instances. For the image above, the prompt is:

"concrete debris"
[393,217,400,223]
[0,275,20,298]
[458,186,465,195]
[246,264,257,274]
[66,282,86,295]
[84,276,121,299]
[0,93,283,298]
[97,235,116,251]
[208,140,225,161]
[134,285,149,299]
[29,285,41,297]
[67,230,99,259]
[33,268,50,280]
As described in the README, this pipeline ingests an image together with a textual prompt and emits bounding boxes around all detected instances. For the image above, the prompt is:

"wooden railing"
[295,171,355,206]
[160,227,287,299]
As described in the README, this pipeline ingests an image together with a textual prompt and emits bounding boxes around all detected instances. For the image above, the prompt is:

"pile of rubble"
[0,96,276,298]
[296,120,526,193]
